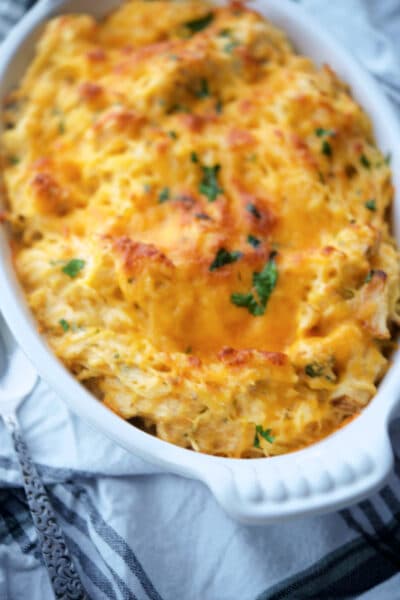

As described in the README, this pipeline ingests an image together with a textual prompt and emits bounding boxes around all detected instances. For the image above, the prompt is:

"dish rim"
[0,0,400,524]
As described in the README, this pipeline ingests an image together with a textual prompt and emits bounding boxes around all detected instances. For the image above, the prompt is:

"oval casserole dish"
[0,0,400,523]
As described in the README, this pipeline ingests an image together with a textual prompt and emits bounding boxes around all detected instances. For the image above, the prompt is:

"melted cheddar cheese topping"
[2,1,400,457]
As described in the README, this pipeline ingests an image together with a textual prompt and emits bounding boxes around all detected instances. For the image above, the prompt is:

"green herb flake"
[215,100,223,114]
[254,425,275,448]
[168,130,178,139]
[61,259,85,279]
[231,292,263,316]
[224,40,240,54]
[7,155,20,165]
[59,319,70,332]
[247,234,261,248]
[167,103,190,115]
[158,187,170,203]
[231,253,278,317]
[191,151,199,163]
[199,164,223,202]
[218,28,231,37]
[253,253,278,308]
[209,248,242,271]
[246,203,261,219]
[58,121,66,135]
[184,12,214,34]
[321,140,332,157]
[385,152,392,165]
[143,183,152,193]
[305,363,324,378]
[365,270,375,283]
[185,346,192,354]
[315,128,335,137]
[195,79,210,99]
[360,154,371,169]
[365,199,376,211]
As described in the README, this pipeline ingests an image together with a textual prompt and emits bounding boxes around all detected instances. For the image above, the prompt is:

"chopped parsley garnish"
[209,248,242,271]
[231,292,263,316]
[254,425,275,448]
[195,79,210,99]
[246,203,261,219]
[315,128,335,137]
[253,253,278,307]
[305,361,336,382]
[167,103,190,114]
[385,153,392,165]
[191,151,199,163]
[321,140,332,157]
[215,100,223,114]
[365,270,375,283]
[62,259,85,278]
[224,40,240,54]
[217,28,240,53]
[168,130,178,139]
[365,199,376,211]
[185,346,192,354]
[231,253,278,316]
[199,164,223,202]
[59,319,70,332]
[58,121,65,135]
[360,154,371,169]
[158,187,170,203]
[7,155,20,165]
[247,234,261,248]
[184,12,214,34]
[305,363,324,378]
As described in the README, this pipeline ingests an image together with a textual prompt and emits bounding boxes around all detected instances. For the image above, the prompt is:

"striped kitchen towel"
[0,0,33,40]
[1,1,400,599]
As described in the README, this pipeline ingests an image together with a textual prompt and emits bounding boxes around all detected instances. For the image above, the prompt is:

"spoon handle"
[3,413,87,600]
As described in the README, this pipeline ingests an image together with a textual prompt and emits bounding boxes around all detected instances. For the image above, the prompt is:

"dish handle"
[196,416,394,524]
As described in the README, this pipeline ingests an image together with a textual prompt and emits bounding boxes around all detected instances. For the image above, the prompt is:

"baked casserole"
[2,0,400,457]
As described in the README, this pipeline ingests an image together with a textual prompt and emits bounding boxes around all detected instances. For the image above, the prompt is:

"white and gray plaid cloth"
[1,1,400,599]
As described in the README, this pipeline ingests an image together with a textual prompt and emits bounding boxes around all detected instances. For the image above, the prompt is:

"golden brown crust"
[2,0,399,457]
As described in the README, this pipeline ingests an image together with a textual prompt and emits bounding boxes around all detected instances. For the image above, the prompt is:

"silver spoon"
[0,314,87,599]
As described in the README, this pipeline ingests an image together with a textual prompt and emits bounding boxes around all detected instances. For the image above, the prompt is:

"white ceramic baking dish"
[1,0,400,525]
